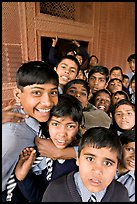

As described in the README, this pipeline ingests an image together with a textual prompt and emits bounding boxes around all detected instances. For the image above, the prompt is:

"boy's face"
[122,142,135,171]
[94,92,111,113]
[110,70,122,81]
[76,70,85,80]
[89,57,98,66]
[131,79,135,92]
[88,73,107,93]
[114,104,135,130]
[108,79,122,94]
[48,116,79,149]
[76,145,118,192]
[122,78,129,88]
[112,93,126,105]
[66,83,88,109]
[15,83,58,122]
[129,59,135,73]
[76,55,83,65]
[55,59,78,86]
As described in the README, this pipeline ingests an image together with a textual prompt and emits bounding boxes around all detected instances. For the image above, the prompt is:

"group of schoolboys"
[2,49,135,202]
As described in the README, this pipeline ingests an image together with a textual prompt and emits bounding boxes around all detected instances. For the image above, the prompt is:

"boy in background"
[116,129,135,202]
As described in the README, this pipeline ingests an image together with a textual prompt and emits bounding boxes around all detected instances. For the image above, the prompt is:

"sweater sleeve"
[17,170,47,202]
[79,46,89,63]
[48,47,58,66]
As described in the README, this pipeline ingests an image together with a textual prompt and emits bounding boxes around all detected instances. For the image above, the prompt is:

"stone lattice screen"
[40,2,75,20]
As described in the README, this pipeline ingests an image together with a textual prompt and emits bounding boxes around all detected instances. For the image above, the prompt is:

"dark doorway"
[41,36,89,65]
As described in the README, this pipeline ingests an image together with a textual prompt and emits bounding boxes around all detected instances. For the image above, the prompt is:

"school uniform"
[2,108,40,200]
[14,158,78,202]
[116,170,135,202]
[42,171,130,202]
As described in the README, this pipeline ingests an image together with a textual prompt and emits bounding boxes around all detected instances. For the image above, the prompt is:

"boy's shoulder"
[102,179,129,202]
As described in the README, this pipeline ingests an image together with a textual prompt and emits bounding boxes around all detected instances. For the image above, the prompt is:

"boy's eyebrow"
[84,153,116,164]
[61,63,77,70]
[30,86,57,90]
[50,119,77,124]
[68,86,87,91]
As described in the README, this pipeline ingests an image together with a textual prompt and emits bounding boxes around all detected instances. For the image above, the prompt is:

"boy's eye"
[51,122,58,126]
[81,92,87,96]
[86,157,94,162]
[104,161,112,166]
[50,90,58,96]
[125,147,134,153]
[67,124,76,129]
[32,91,41,96]
[71,69,76,73]
[68,89,76,94]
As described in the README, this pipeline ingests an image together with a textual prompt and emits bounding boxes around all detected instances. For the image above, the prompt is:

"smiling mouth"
[36,108,50,113]
[98,105,105,110]
[61,76,69,81]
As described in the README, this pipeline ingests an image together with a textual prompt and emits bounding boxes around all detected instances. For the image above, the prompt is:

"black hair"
[130,74,135,84]
[48,94,84,141]
[48,94,83,125]
[127,54,135,62]
[110,66,123,76]
[88,66,109,82]
[122,74,129,80]
[119,129,135,145]
[16,61,59,90]
[63,79,90,97]
[78,127,122,161]
[56,55,80,74]
[111,98,135,117]
[112,90,129,101]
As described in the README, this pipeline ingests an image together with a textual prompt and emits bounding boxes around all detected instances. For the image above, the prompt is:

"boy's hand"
[52,36,58,47]
[72,40,80,47]
[35,136,76,160]
[15,147,36,181]
[35,137,58,159]
[2,105,29,123]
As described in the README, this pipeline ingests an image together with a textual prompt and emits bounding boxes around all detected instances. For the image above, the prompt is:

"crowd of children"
[2,43,135,202]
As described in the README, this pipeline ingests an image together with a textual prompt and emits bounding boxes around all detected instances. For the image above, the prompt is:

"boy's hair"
[88,55,99,64]
[57,55,80,74]
[122,74,129,80]
[112,90,129,101]
[88,66,109,82]
[48,94,83,125]
[63,79,90,96]
[119,129,135,145]
[127,54,135,62]
[107,78,122,87]
[110,66,123,75]
[78,127,122,161]
[130,74,135,84]
[111,99,135,117]
[16,61,59,90]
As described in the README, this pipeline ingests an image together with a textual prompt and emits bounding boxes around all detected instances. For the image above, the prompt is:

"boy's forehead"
[81,145,119,159]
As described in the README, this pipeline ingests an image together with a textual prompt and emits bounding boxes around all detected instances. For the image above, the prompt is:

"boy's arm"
[35,137,77,160]
[2,105,28,123]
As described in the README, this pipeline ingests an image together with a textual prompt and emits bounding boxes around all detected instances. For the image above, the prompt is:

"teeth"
[37,109,50,113]
[57,140,65,143]
[62,76,69,81]
[98,106,105,110]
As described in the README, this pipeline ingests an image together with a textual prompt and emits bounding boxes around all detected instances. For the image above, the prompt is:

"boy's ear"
[76,157,79,167]
[54,67,57,71]
[13,88,22,104]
